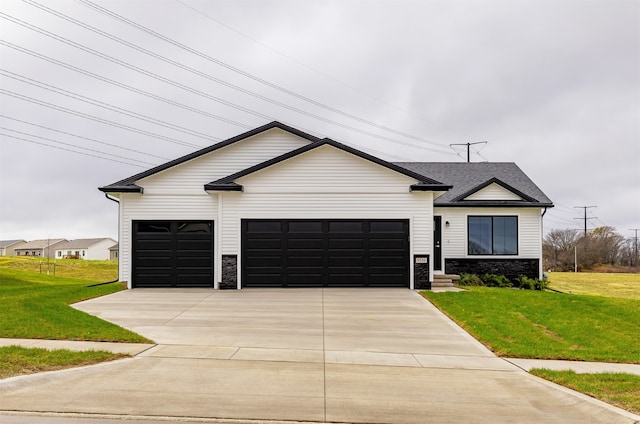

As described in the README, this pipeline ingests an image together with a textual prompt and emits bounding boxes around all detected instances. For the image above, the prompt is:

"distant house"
[54,238,117,260]
[0,240,26,256]
[14,239,66,258]
[109,243,119,261]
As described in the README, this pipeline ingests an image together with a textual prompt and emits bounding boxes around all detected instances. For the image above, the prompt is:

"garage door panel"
[246,253,282,268]
[245,239,283,250]
[287,239,323,249]
[370,256,406,266]
[133,220,213,288]
[328,256,364,267]
[328,239,364,249]
[369,239,405,249]
[288,256,324,267]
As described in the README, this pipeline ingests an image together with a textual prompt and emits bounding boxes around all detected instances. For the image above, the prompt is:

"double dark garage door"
[132,219,409,288]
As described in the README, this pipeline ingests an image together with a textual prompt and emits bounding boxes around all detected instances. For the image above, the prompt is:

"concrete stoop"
[432,274,460,288]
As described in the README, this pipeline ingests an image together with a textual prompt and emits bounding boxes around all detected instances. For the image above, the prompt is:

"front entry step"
[432,274,460,288]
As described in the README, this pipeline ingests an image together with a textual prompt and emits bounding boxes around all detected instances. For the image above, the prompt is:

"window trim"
[467,215,519,256]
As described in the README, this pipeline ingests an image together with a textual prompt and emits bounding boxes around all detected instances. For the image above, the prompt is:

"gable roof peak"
[99,121,321,193]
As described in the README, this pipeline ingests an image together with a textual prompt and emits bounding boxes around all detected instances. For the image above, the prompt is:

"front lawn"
[531,369,640,415]
[0,346,127,379]
[422,287,640,363]
[0,268,150,343]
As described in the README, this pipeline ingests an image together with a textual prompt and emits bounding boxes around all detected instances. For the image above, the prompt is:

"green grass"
[0,268,150,343]
[0,345,127,379]
[530,369,640,415]
[548,272,640,299]
[422,287,640,363]
[0,256,118,282]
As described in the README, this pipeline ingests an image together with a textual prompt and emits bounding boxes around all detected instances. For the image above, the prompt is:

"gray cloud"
[1,0,638,241]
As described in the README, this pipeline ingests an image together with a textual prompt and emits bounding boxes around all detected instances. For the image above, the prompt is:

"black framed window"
[468,216,518,255]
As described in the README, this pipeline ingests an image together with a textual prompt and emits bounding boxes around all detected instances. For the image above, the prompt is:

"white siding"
[239,145,415,193]
[464,183,523,201]
[84,239,117,260]
[138,129,311,195]
[435,207,542,259]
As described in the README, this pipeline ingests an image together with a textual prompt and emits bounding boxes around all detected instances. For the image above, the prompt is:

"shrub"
[535,277,549,291]
[514,275,535,290]
[458,273,484,286]
[514,275,550,291]
[481,273,512,288]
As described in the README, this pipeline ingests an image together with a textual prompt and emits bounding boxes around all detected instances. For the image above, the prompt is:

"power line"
[1,127,156,166]
[176,0,475,144]
[0,40,251,131]
[1,70,222,143]
[72,0,457,155]
[0,114,171,161]
[0,13,274,120]
[29,0,454,153]
[1,13,454,157]
[2,132,145,167]
[0,89,203,148]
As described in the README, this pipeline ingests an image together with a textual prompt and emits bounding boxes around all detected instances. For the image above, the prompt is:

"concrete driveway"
[0,289,636,423]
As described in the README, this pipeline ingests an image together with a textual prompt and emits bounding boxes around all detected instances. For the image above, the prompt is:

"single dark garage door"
[132,221,214,288]
[242,219,409,288]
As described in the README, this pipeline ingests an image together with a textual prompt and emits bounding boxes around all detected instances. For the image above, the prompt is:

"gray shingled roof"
[394,162,553,206]
[14,239,66,249]
[55,238,115,250]
[0,240,25,248]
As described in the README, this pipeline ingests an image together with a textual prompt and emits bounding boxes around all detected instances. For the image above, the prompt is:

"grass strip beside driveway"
[0,346,127,379]
[0,268,150,343]
[422,287,640,364]
[530,369,640,415]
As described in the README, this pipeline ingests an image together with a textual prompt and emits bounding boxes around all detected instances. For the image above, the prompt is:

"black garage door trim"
[242,219,409,288]
[132,220,214,288]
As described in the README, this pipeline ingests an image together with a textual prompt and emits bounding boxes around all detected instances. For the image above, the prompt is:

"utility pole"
[630,229,640,267]
[450,141,487,162]
[574,206,597,236]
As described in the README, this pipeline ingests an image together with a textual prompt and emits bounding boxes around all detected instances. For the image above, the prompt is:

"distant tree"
[543,229,579,271]
[576,226,625,268]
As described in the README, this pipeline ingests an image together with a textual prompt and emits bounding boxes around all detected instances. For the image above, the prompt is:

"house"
[54,238,117,260]
[109,243,119,261]
[99,121,553,289]
[0,240,26,256]
[14,239,66,258]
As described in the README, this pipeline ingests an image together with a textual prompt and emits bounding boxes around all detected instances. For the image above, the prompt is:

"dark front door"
[132,221,214,288]
[242,219,409,288]
[434,216,442,271]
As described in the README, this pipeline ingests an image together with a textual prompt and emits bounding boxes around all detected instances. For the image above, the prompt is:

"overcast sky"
[1,0,638,242]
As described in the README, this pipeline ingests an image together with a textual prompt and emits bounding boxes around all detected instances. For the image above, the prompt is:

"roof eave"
[435,201,554,208]
[410,184,453,192]
[204,183,243,192]
[98,185,143,194]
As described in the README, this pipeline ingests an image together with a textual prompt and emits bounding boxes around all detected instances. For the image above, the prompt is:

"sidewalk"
[2,337,639,376]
